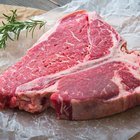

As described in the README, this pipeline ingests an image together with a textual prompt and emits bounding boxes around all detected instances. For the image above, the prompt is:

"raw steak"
[16,50,140,120]
[0,10,123,110]
[2,10,137,121]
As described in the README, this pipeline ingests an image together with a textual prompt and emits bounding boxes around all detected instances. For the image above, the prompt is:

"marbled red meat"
[1,10,139,120]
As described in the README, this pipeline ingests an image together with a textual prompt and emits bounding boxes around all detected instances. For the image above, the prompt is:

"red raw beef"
[16,50,140,120]
[1,10,139,120]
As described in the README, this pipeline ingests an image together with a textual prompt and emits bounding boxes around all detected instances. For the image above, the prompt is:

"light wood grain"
[0,4,46,24]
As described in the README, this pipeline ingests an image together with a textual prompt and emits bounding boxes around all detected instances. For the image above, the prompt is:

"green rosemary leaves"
[0,9,45,49]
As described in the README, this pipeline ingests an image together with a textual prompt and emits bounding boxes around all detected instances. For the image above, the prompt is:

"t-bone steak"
[0,10,139,120]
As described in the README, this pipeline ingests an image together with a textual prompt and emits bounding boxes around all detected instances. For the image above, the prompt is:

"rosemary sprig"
[0,9,45,49]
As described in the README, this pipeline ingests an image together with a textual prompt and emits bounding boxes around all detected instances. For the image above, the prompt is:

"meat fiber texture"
[0,10,140,120]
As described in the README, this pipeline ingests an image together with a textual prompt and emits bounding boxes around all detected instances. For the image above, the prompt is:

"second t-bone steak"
[0,10,123,110]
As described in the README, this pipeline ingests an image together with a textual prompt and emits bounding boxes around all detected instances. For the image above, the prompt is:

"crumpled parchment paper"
[0,0,140,140]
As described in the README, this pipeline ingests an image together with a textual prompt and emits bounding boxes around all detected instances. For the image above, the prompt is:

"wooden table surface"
[0,0,71,10]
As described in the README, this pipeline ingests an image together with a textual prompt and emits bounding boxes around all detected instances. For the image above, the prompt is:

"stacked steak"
[0,10,140,120]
